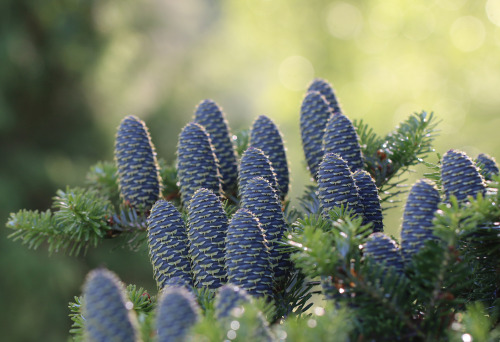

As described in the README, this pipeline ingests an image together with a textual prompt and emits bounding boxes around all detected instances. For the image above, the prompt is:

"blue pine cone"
[476,153,499,180]
[156,286,200,342]
[187,188,228,289]
[225,208,273,297]
[240,177,291,282]
[441,149,486,203]
[363,233,404,275]
[250,115,290,199]
[238,146,279,196]
[83,268,139,342]
[401,179,440,262]
[323,113,364,172]
[147,199,192,290]
[353,170,383,232]
[300,91,333,180]
[214,284,252,320]
[194,99,238,193]
[307,78,342,114]
[317,153,364,219]
[114,115,161,211]
[177,122,223,206]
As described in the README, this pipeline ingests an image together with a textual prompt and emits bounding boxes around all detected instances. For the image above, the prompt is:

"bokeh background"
[2,0,500,340]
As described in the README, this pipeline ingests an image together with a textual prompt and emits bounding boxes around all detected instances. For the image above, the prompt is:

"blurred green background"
[2,0,500,340]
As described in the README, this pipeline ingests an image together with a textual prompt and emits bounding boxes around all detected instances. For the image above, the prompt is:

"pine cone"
[401,179,440,262]
[323,113,364,172]
[83,268,139,342]
[238,146,279,196]
[363,232,404,274]
[214,284,252,320]
[114,115,161,211]
[176,122,223,206]
[250,115,289,199]
[476,153,499,180]
[156,287,200,342]
[307,78,342,114]
[147,199,192,290]
[317,153,364,219]
[187,188,228,289]
[194,99,238,193]
[300,91,333,180]
[225,208,273,297]
[353,170,383,232]
[240,176,291,282]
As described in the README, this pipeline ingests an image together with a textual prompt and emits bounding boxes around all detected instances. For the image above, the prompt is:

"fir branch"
[85,160,120,206]
[68,296,85,342]
[158,158,180,203]
[234,128,250,158]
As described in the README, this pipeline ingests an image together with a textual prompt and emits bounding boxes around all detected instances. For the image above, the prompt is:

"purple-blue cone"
[300,91,334,180]
[114,115,161,210]
[225,208,273,297]
[238,146,279,196]
[317,153,364,219]
[194,99,238,193]
[250,115,289,199]
[176,122,223,206]
[363,233,404,275]
[401,179,440,262]
[323,113,364,172]
[353,170,383,232]
[476,153,499,180]
[441,150,486,203]
[147,199,193,290]
[187,188,228,289]
[307,78,342,114]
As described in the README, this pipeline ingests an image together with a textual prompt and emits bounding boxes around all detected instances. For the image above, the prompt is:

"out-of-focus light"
[486,0,500,26]
[461,333,472,342]
[326,2,363,40]
[278,56,314,91]
[307,319,317,328]
[450,16,485,52]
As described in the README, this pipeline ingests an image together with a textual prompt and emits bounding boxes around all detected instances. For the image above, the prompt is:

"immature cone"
[401,179,440,262]
[476,153,499,180]
[307,78,342,114]
[114,115,161,211]
[147,200,192,290]
[238,146,279,196]
[363,233,404,274]
[215,284,252,320]
[353,170,383,232]
[225,208,273,297]
[441,149,486,203]
[317,153,364,219]
[323,113,364,172]
[240,177,291,282]
[177,122,223,206]
[194,99,238,193]
[156,287,200,342]
[83,269,139,342]
[300,91,333,180]
[250,115,290,199]
[187,188,228,289]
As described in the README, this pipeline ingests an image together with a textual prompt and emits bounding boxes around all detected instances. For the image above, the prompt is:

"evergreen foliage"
[238,146,278,196]
[323,112,364,172]
[353,169,384,232]
[147,199,192,290]
[176,122,223,206]
[187,188,228,289]
[193,99,239,194]
[114,115,161,211]
[300,90,333,180]
[240,176,291,282]
[225,208,274,297]
[5,77,500,341]
[250,115,290,199]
